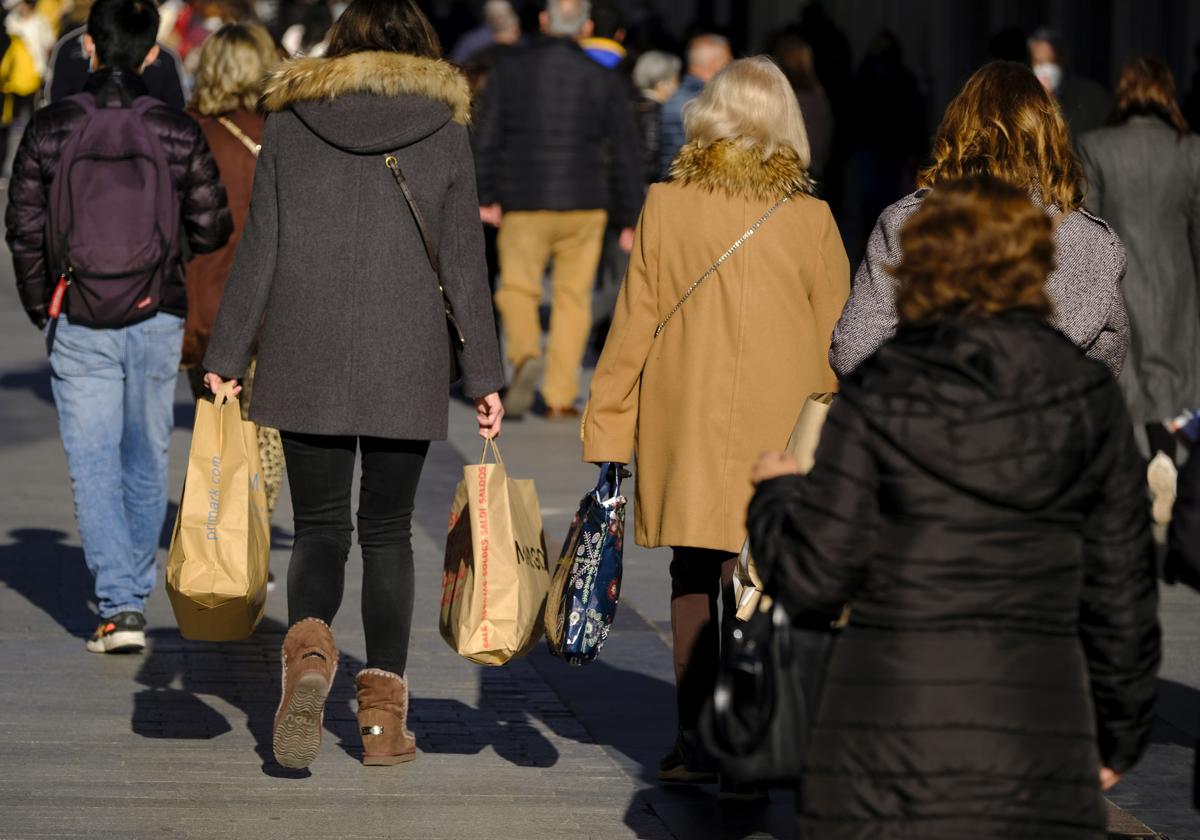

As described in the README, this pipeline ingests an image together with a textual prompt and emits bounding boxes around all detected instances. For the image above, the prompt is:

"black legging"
[670,547,737,730]
[281,432,429,676]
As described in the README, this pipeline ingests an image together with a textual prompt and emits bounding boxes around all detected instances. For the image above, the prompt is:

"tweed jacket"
[830,190,1130,378]
[1080,117,1200,423]
[203,51,504,440]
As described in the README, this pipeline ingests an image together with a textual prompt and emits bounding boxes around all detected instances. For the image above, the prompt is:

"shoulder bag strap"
[385,153,439,275]
[217,115,261,158]
[653,192,796,340]
[384,154,464,347]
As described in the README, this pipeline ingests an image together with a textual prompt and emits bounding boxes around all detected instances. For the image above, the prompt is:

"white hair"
[684,56,812,166]
[687,34,731,73]
[633,51,682,95]
[484,0,518,35]
[546,0,591,37]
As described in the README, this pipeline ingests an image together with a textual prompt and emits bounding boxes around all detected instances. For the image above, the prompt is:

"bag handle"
[212,380,239,409]
[217,116,261,158]
[480,437,504,466]
[653,192,795,340]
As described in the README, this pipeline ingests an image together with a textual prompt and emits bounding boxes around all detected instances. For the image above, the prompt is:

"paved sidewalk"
[0,264,1193,839]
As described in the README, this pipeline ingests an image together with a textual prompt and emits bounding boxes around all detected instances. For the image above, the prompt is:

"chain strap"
[653,192,795,340]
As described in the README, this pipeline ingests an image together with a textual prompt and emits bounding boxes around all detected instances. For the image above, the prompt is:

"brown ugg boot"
[356,669,417,766]
[273,617,338,769]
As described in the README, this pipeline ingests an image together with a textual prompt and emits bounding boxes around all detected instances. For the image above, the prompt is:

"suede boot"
[356,669,417,766]
[273,617,338,769]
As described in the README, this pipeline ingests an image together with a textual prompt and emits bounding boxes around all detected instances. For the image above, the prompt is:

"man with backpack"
[5,0,231,654]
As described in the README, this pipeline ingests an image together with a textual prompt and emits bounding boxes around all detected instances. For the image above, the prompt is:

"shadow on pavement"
[0,528,96,636]
[128,619,567,777]
[0,363,53,404]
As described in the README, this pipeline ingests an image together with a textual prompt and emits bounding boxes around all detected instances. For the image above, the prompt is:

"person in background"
[632,49,680,184]
[583,56,849,797]
[831,61,1129,379]
[183,23,285,529]
[1079,57,1200,525]
[1029,27,1110,139]
[6,0,231,655]
[749,174,1159,840]
[278,0,333,56]
[203,0,504,771]
[449,0,518,65]
[474,0,642,420]
[657,31,730,179]
[580,0,623,69]
[771,30,832,185]
[0,0,50,180]
[458,0,521,84]
[848,30,925,242]
[43,10,186,106]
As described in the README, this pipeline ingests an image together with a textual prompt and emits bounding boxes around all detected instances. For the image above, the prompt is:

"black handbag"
[698,602,835,785]
[385,153,466,384]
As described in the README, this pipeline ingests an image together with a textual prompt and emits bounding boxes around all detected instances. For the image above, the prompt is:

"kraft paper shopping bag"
[440,439,549,665]
[166,382,270,641]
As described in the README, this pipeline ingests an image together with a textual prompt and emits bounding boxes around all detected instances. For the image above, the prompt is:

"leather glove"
[26,307,48,330]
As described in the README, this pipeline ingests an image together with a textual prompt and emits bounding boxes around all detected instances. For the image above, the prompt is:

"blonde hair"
[190,23,280,116]
[919,60,1082,212]
[683,56,811,166]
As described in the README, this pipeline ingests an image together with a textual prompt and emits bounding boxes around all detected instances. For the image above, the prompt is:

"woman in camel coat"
[582,56,850,789]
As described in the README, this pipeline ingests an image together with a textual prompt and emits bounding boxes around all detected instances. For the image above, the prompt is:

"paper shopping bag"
[166,383,270,641]
[735,393,834,621]
[440,440,549,665]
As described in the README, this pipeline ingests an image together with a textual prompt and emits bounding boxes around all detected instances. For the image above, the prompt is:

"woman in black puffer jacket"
[748,175,1160,840]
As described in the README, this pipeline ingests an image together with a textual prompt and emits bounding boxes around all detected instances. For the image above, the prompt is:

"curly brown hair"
[918,61,1082,212]
[893,175,1056,326]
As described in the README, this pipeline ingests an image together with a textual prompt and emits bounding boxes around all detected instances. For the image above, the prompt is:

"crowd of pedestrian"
[4,0,1199,837]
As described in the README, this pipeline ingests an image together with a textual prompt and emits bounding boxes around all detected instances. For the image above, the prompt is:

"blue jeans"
[49,312,184,617]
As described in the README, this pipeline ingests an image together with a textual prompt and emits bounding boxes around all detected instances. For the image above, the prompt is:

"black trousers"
[281,432,429,676]
[670,547,737,730]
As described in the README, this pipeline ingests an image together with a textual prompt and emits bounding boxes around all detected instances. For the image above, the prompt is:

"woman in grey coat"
[831,61,1129,379]
[203,0,505,772]
[1079,57,1200,522]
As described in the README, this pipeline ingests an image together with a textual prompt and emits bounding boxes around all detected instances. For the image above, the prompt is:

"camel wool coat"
[583,140,850,553]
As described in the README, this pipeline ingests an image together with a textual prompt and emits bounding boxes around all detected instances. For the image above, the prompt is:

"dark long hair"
[325,0,441,60]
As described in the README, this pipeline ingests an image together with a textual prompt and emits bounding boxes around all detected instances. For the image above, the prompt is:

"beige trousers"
[495,209,608,408]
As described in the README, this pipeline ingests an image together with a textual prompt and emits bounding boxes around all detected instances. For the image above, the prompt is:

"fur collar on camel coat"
[583,139,850,553]
[203,50,504,440]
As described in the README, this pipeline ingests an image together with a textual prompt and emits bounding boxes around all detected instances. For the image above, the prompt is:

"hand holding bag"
[440,439,550,665]
[734,392,834,621]
[166,382,270,641]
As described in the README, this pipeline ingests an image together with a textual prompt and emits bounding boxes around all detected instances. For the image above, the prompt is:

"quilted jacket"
[6,69,230,326]
[749,310,1160,840]
[472,35,644,229]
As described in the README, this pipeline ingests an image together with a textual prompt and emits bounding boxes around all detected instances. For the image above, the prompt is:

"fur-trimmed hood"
[669,140,815,201]
[262,51,471,154]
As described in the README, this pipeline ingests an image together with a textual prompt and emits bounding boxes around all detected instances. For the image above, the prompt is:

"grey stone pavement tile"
[0,265,1191,839]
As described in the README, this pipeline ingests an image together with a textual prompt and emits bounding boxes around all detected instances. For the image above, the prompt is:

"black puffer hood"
[843,311,1115,511]
[261,51,471,154]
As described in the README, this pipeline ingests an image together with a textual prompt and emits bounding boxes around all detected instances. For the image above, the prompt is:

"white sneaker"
[1148,451,1178,526]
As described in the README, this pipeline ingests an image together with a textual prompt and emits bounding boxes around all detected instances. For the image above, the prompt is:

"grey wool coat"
[204,51,504,440]
[1080,116,1200,423]
[830,189,1130,378]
